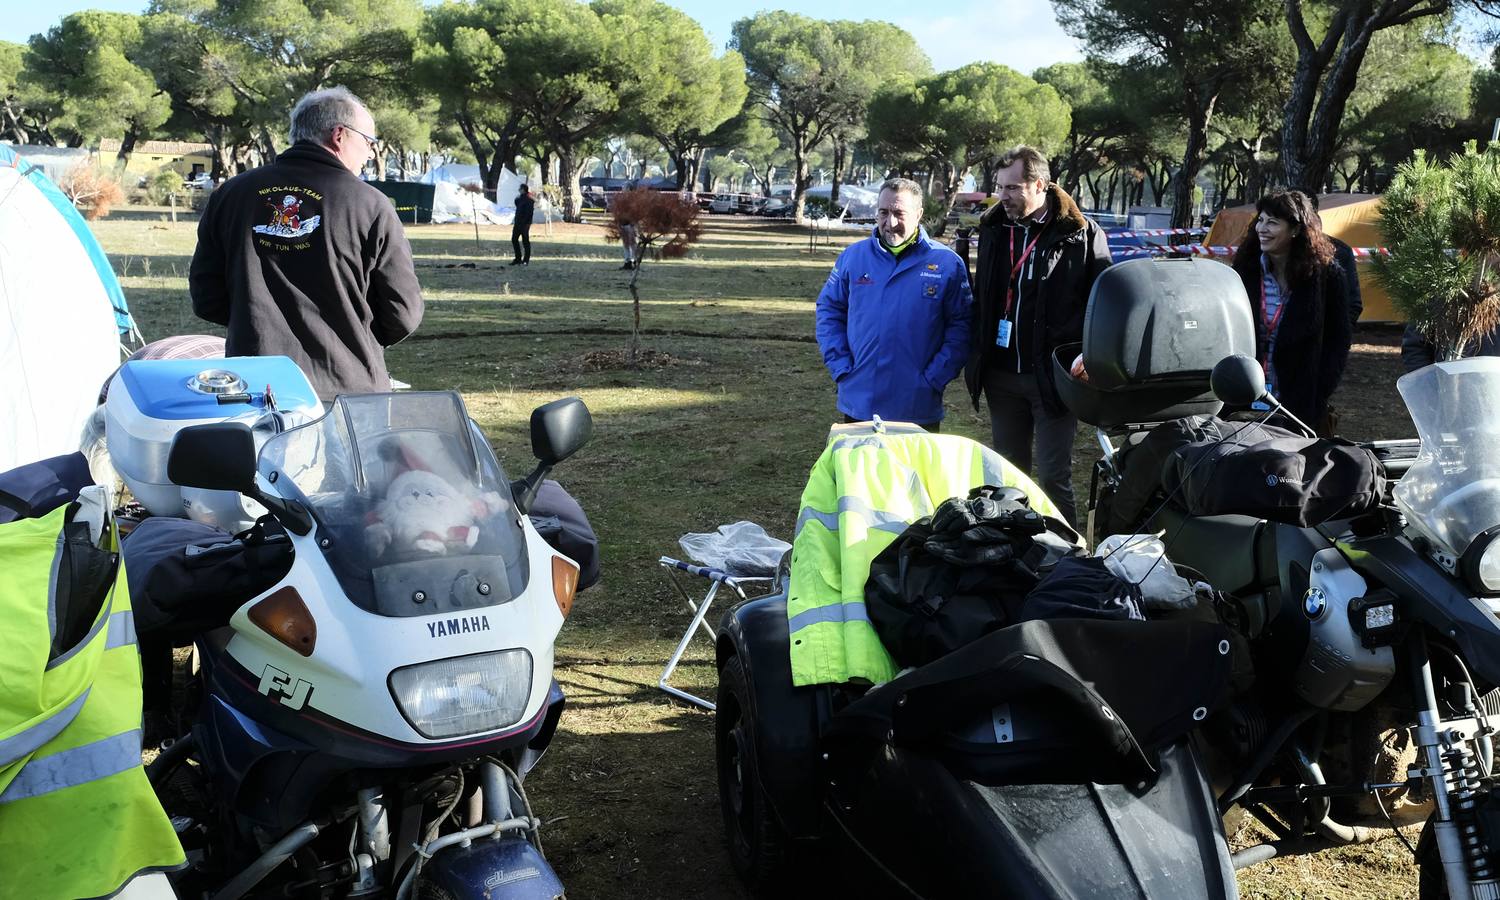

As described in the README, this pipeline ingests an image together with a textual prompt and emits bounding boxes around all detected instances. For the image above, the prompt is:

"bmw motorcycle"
[1083,353,1500,900]
[1052,255,1500,899]
[120,371,591,899]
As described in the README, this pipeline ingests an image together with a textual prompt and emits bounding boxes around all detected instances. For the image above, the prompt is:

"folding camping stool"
[656,556,771,710]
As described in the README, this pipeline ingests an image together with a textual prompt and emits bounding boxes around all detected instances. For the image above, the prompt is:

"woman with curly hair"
[1230,190,1352,434]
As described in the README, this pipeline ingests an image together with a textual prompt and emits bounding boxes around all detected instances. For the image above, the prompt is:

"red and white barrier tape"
[1112,244,1391,259]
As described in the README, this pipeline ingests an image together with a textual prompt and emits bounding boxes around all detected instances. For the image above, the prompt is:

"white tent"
[0,145,130,473]
[805,183,879,219]
[418,165,552,224]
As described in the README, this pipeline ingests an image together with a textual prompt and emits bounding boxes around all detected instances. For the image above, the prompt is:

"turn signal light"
[552,556,580,618]
[248,586,317,657]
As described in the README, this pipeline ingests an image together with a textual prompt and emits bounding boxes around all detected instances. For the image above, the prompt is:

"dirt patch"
[572,348,708,371]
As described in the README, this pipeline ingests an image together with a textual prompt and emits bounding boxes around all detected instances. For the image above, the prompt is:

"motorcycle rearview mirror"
[1208,354,1320,438]
[1210,355,1268,406]
[166,423,313,535]
[512,397,593,514]
[168,422,257,492]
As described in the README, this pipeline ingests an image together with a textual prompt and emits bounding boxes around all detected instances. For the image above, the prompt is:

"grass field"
[94,207,1421,899]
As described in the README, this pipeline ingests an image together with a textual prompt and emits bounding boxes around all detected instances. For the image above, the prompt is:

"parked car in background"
[759,198,793,218]
[182,173,213,191]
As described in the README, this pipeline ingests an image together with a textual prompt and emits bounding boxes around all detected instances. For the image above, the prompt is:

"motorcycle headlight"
[1478,540,1500,594]
[389,649,533,739]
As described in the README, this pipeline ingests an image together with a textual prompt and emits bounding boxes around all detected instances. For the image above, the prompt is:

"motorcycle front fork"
[1410,634,1500,900]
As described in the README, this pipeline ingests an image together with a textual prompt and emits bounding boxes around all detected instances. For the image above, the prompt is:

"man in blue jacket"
[816,178,972,431]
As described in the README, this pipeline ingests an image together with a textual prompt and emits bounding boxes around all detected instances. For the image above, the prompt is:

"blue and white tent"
[0,144,138,472]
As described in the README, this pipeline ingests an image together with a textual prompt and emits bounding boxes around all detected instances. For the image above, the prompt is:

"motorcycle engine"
[1292,548,1396,711]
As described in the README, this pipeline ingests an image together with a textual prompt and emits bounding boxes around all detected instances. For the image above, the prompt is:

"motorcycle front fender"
[421,836,564,900]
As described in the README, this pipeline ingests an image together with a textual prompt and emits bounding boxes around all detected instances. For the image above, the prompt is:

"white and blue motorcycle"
[108,357,589,899]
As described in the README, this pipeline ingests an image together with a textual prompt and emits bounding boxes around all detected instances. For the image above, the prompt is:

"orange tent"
[1204,193,1398,323]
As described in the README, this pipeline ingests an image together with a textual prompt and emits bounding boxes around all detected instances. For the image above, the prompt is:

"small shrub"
[604,189,705,363]
[145,169,182,205]
[804,195,839,219]
[58,164,125,220]
[604,189,703,260]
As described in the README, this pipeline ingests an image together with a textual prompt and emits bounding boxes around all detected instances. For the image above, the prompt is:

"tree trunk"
[559,146,584,223]
[1279,0,1437,194]
[791,129,813,223]
[669,149,689,189]
[0,99,28,144]
[1105,169,1118,212]
[830,137,847,204]
[1172,87,1217,228]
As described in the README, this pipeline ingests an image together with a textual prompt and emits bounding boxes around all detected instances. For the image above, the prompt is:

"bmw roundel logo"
[1303,588,1327,620]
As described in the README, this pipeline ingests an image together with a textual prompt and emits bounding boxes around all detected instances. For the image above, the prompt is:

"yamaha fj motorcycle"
[110,357,590,899]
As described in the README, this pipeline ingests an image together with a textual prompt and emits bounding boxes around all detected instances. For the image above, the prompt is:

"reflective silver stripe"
[105,610,136,650]
[46,527,65,644]
[795,496,915,537]
[979,446,1017,487]
[830,435,889,452]
[904,469,934,518]
[788,602,872,632]
[795,507,840,535]
[0,690,91,769]
[0,728,142,804]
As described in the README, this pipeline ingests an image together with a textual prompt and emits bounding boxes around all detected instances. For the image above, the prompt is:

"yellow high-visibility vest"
[787,426,1064,687]
[0,496,185,899]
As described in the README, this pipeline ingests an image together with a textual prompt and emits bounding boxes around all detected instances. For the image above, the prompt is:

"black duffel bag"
[1163,434,1384,527]
[865,486,1084,669]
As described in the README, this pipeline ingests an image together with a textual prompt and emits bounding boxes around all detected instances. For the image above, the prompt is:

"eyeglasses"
[340,123,379,152]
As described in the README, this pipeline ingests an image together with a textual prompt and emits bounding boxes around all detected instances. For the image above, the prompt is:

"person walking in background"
[619,219,639,270]
[815,178,971,431]
[190,86,423,401]
[1229,190,1352,435]
[511,184,535,266]
[965,146,1111,527]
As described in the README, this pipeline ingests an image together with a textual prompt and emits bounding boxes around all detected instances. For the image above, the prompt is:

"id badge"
[995,319,1012,348]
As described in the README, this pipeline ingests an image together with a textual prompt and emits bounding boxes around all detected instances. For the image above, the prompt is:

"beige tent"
[1205,193,1398,323]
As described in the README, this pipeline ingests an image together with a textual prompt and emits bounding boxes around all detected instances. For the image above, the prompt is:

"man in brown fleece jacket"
[190,87,424,400]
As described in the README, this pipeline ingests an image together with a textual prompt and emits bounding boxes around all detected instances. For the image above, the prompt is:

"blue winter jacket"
[815,228,972,423]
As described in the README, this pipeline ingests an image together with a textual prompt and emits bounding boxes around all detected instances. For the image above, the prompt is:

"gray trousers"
[982,367,1078,527]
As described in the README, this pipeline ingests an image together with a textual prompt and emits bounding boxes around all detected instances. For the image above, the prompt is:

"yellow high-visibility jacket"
[787,426,1063,687]
[0,495,185,899]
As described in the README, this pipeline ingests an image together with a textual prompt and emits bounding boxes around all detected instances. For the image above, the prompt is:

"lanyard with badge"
[996,229,1043,348]
[1252,276,1288,405]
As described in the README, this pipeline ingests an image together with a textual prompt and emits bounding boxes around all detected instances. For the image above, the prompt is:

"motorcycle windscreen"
[1395,358,1500,560]
[257,391,530,616]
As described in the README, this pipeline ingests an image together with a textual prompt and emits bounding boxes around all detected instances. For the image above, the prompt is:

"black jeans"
[982,368,1078,527]
[511,224,531,263]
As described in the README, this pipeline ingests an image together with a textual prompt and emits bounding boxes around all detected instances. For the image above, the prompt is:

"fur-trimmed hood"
[979,183,1088,238]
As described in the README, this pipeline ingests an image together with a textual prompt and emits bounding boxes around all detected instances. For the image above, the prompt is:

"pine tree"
[1376,143,1500,361]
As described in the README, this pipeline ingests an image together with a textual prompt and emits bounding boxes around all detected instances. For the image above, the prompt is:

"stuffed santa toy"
[365,441,506,557]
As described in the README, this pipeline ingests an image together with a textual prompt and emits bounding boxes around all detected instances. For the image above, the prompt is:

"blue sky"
[0,0,1084,76]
